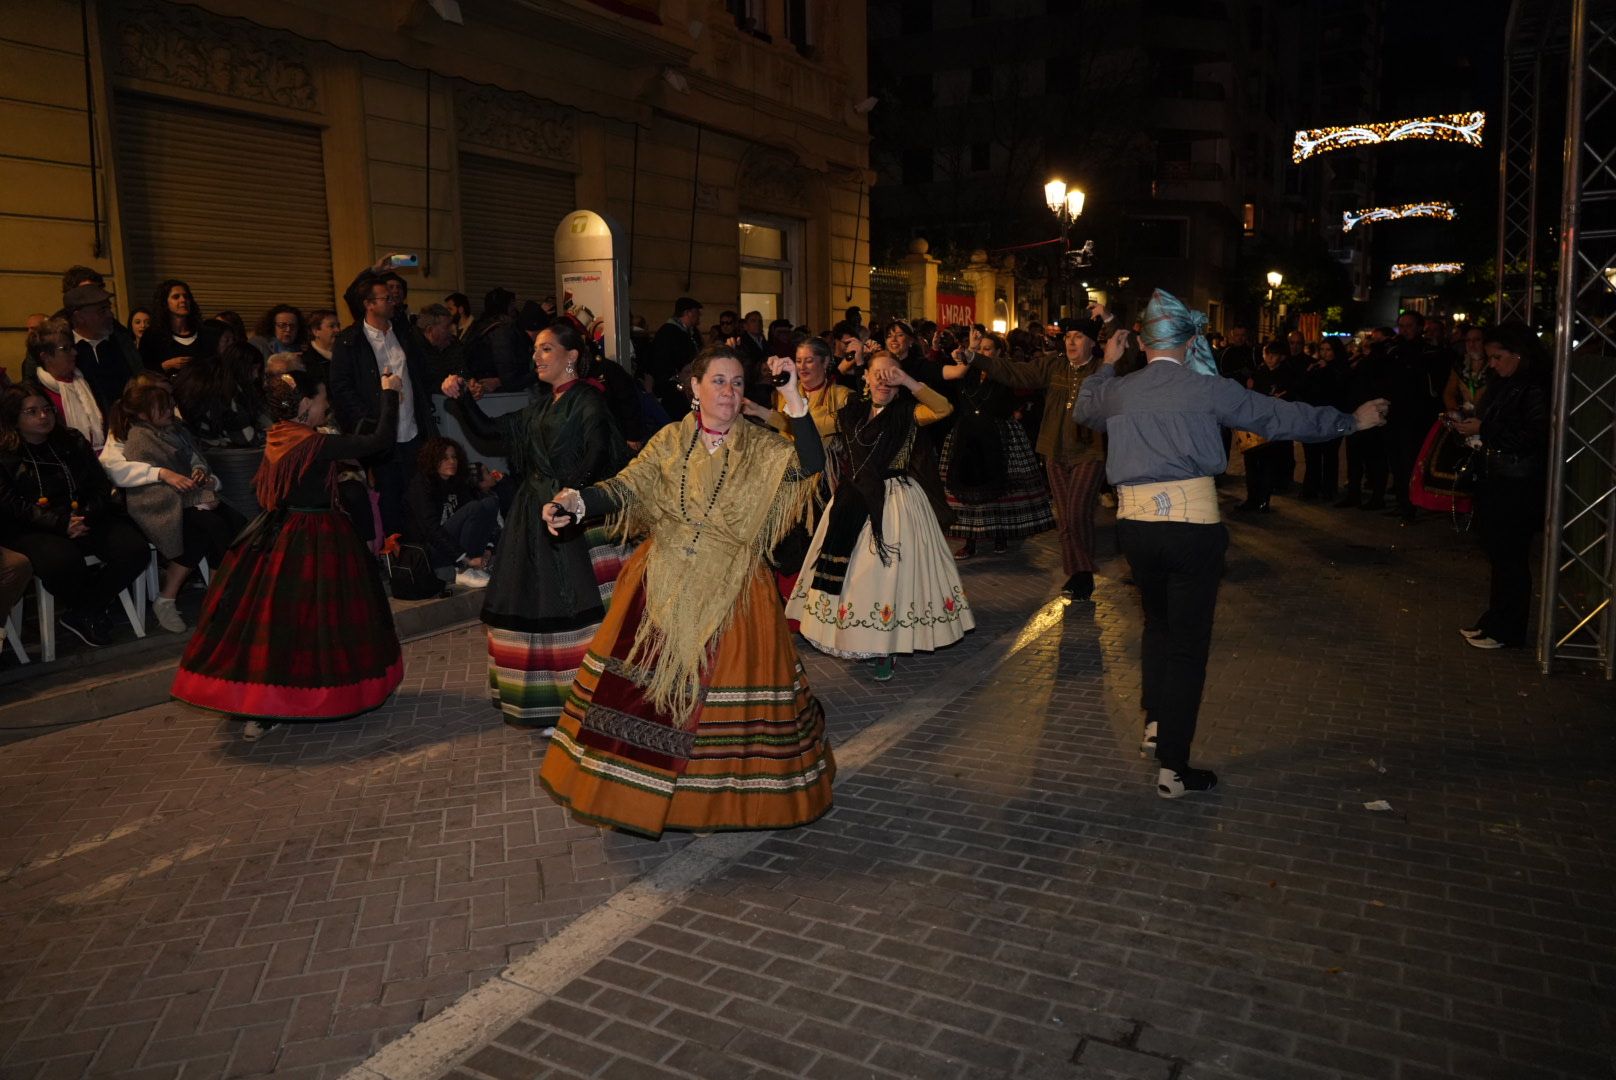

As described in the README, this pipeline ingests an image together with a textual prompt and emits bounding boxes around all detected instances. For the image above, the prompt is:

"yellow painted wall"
[2,0,870,373]
[0,0,115,375]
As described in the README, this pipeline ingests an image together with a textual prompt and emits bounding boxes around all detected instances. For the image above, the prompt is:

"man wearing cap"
[61,284,142,413]
[647,297,702,419]
[944,309,1110,600]
[1074,289,1389,799]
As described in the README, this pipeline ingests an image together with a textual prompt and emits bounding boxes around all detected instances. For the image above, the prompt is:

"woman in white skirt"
[788,350,975,680]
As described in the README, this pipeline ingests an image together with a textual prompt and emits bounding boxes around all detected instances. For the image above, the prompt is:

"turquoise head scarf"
[1140,289,1217,377]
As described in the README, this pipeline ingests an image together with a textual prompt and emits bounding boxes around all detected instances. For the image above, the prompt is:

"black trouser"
[6,518,149,614]
[1118,519,1227,770]
[1388,417,1428,510]
[1343,428,1388,503]
[1475,475,1541,647]
[1301,438,1340,498]
[1241,442,1290,507]
[173,506,245,569]
[375,435,424,536]
[429,494,501,571]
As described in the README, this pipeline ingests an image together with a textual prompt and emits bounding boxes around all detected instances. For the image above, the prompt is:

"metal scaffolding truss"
[1495,49,1541,324]
[1512,0,1616,676]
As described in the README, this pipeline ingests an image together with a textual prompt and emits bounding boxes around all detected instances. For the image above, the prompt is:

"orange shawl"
[254,421,329,510]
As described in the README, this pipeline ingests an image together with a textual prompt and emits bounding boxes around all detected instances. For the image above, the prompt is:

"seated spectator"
[413,303,464,386]
[128,307,154,351]
[0,385,149,648]
[60,284,142,415]
[211,311,249,352]
[141,280,219,375]
[302,309,339,385]
[463,289,534,395]
[25,317,105,451]
[266,353,304,376]
[406,436,500,588]
[173,343,267,448]
[444,292,474,338]
[251,305,306,357]
[106,380,243,633]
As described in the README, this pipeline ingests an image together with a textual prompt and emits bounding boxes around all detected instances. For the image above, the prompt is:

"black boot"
[1062,572,1094,601]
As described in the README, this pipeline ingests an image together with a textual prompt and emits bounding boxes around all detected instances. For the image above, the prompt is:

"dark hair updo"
[690,344,743,382]
[541,320,594,379]
[264,370,323,422]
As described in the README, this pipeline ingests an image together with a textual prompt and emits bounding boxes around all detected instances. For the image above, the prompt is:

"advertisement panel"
[937,292,976,326]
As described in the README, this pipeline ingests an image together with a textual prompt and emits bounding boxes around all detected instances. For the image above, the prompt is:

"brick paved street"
[428,497,1616,1080]
[0,532,1056,1080]
[3,493,1614,1080]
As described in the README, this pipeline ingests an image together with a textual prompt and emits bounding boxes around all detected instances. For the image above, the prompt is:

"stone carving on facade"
[696,184,721,211]
[738,148,809,211]
[113,0,318,112]
[454,85,578,165]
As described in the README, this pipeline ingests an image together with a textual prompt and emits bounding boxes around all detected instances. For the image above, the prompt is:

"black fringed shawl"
[809,395,920,594]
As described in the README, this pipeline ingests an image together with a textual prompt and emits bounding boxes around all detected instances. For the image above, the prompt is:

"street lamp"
[1265,269,1283,338]
[1045,178,1087,318]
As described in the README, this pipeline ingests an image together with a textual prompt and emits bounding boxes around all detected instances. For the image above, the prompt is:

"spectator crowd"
[0,258,1546,668]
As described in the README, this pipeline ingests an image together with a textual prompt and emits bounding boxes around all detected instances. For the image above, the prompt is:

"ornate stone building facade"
[0,0,871,365]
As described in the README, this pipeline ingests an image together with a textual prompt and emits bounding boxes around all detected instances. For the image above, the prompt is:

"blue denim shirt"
[1074,358,1356,486]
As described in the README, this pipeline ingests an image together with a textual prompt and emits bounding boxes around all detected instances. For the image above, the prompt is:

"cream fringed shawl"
[590,413,821,725]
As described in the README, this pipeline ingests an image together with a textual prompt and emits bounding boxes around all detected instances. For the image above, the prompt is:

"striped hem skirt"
[539,541,836,838]
[486,527,630,727]
[941,419,1056,540]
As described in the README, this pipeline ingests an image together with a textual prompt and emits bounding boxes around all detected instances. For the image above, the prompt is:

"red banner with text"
[937,293,976,326]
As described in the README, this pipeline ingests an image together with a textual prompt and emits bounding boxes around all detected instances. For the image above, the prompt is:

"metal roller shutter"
[113,94,334,322]
[459,153,574,307]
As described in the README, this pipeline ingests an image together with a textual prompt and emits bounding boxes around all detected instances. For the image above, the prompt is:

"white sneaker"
[1140,720,1158,756]
[1463,633,1506,650]
[153,597,187,633]
[455,568,491,589]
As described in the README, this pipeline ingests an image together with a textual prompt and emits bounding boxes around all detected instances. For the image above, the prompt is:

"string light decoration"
[1342,201,1457,232]
[1389,262,1464,281]
[1292,111,1486,162]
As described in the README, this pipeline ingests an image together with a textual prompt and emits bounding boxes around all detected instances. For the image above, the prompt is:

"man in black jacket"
[330,270,437,533]
[1384,311,1445,521]
[646,297,702,419]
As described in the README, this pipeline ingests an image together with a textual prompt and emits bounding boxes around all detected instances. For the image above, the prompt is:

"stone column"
[902,238,940,324]
[963,249,995,327]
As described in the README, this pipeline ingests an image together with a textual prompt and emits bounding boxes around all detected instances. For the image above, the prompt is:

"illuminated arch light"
[1389,262,1463,281]
[1293,111,1486,162]
[1342,201,1457,232]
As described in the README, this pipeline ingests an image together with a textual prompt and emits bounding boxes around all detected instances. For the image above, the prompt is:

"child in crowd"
[107,379,243,632]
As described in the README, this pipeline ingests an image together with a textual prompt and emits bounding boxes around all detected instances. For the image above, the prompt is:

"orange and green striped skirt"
[539,542,835,839]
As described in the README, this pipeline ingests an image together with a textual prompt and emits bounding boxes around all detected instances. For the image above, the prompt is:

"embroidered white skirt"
[787,477,975,660]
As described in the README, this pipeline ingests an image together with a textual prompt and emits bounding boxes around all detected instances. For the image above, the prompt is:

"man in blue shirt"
[1075,290,1388,798]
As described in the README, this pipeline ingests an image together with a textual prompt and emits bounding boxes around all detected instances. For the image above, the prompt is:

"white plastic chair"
[21,554,148,664]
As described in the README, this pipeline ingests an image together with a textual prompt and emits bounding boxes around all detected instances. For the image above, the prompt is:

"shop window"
[739,219,799,324]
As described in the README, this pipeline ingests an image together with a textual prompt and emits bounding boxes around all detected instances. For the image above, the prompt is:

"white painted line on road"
[338,597,1069,1080]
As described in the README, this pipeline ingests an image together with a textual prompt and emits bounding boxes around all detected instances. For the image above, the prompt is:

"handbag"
[382,539,446,599]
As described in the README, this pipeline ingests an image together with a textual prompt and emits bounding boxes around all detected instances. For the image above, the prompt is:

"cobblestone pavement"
[0,531,1058,1080]
[434,496,1616,1080]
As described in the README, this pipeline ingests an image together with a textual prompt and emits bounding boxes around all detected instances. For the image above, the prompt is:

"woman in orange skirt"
[539,347,833,838]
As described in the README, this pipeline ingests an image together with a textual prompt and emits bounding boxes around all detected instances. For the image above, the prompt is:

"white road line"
[339,597,1067,1080]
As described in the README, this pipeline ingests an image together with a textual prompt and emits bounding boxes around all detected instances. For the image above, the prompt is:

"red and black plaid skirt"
[171,508,403,721]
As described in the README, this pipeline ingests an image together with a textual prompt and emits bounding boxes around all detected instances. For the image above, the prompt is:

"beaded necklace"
[677,424,731,557]
[22,440,79,511]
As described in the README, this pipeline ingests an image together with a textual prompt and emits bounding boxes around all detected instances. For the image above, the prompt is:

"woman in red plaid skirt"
[172,370,405,738]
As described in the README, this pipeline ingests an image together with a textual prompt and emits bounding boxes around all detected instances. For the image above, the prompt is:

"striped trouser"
[1046,458,1106,575]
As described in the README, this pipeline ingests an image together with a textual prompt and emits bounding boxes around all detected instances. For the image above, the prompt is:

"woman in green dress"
[440,323,630,734]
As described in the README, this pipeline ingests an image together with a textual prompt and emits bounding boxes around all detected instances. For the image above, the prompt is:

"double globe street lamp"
[1044,178,1086,319]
